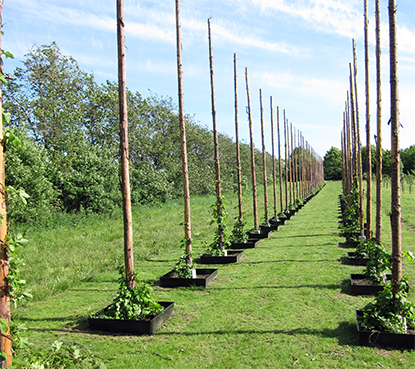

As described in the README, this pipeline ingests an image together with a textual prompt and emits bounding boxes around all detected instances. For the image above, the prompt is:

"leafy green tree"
[401,145,415,175]
[323,147,342,180]
[5,129,59,222]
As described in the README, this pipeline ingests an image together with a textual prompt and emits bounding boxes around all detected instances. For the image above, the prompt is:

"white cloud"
[250,0,362,38]
[259,71,347,103]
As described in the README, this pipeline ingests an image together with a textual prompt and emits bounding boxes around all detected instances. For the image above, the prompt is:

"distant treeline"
[4,42,277,223]
[323,145,415,181]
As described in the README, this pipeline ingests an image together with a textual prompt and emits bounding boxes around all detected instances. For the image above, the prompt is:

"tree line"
[323,145,415,181]
[4,42,276,223]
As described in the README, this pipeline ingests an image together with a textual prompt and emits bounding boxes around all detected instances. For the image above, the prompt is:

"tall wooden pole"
[346,95,352,195]
[245,68,259,232]
[389,0,401,292]
[234,54,243,223]
[208,18,224,251]
[270,97,278,220]
[175,0,192,265]
[375,0,383,244]
[117,0,135,290]
[260,89,269,224]
[353,40,365,237]
[289,122,294,207]
[284,114,288,212]
[364,2,372,239]
[349,64,357,187]
[0,1,12,365]
[277,107,284,214]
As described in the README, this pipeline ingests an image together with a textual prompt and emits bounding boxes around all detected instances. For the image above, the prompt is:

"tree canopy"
[4,43,270,223]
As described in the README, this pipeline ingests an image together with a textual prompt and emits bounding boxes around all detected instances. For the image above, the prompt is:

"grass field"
[11,181,415,368]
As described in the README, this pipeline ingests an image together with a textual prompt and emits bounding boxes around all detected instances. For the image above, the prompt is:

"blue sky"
[4,0,415,157]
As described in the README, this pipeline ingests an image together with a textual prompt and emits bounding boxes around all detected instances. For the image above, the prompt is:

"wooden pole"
[175,0,192,265]
[260,89,269,224]
[117,0,135,290]
[353,40,365,237]
[234,53,243,223]
[349,64,357,187]
[284,113,289,212]
[245,68,259,232]
[270,97,278,220]
[388,0,401,292]
[375,0,383,245]
[364,2,372,239]
[277,107,284,214]
[289,122,294,207]
[346,95,352,195]
[208,18,224,251]
[0,1,12,365]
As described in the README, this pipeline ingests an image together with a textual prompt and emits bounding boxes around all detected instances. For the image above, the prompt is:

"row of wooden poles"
[184,17,324,262]
[340,0,402,294]
[116,1,325,292]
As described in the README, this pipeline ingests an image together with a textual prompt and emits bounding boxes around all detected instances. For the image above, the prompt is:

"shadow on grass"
[49,320,359,347]
[243,259,334,265]
[210,283,342,290]
[278,233,336,238]
[268,242,338,248]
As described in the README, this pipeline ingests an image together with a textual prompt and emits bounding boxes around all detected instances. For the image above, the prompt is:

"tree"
[401,145,415,175]
[323,147,342,180]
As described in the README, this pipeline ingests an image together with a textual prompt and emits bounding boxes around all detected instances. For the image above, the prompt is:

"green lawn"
[11,181,415,368]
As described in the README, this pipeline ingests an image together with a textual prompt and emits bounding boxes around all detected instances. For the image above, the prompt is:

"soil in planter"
[347,252,371,266]
[350,274,396,295]
[228,239,260,249]
[160,268,218,288]
[199,250,244,264]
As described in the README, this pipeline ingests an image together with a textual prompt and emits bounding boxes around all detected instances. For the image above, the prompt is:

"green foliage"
[5,129,59,223]
[230,217,249,243]
[13,339,107,368]
[92,266,163,321]
[355,238,378,258]
[323,146,342,180]
[401,145,415,175]
[7,233,33,307]
[204,197,230,256]
[341,183,360,234]
[4,42,272,216]
[360,282,415,334]
[363,243,391,284]
[174,251,194,279]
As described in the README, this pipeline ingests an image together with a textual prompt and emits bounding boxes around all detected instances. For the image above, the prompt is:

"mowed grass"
[11,181,415,368]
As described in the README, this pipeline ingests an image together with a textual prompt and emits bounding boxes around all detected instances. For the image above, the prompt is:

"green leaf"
[2,51,14,59]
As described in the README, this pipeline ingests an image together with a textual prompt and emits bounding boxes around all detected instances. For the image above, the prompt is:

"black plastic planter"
[160,268,218,288]
[88,301,174,335]
[272,218,286,226]
[247,229,271,239]
[199,250,244,264]
[347,252,371,266]
[350,274,388,295]
[339,240,359,248]
[260,223,278,232]
[228,239,260,249]
[350,274,408,295]
[356,310,415,349]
